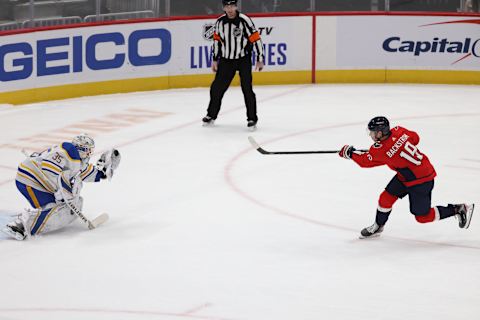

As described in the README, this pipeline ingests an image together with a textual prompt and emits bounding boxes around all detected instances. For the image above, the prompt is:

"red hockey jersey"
[351,126,436,187]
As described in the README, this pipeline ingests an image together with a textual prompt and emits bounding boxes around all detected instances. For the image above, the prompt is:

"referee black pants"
[207,55,258,122]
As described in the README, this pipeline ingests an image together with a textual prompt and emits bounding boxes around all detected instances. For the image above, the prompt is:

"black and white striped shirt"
[212,12,264,62]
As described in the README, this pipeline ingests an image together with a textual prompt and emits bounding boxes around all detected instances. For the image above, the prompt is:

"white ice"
[0,84,479,320]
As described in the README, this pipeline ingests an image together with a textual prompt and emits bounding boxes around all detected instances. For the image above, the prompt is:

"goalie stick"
[22,149,109,230]
[248,136,368,155]
[58,174,109,230]
[61,190,109,230]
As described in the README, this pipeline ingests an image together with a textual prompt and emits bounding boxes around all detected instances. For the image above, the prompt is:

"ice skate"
[455,203,474,229]
[359,222,384,239]
[202,115,215,127]
[2,219,27,240]
[247,120,257,131]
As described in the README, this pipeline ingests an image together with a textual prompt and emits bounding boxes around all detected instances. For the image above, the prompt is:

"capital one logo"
[382,19,480,65]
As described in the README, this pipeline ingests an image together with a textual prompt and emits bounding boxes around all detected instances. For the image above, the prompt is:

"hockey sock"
[415,208,438,223]
[375,210,391,226]
[378,190,398,210]
[436,204,458,219]
[375,191,398,225]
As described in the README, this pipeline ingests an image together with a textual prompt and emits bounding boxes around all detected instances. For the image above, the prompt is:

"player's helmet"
[72,134,95,160]
[222,0,237,5]
[368,116,390,136]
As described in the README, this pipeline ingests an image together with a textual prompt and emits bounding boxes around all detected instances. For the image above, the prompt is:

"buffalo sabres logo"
[233,27,242,37]
[202,23,215,41]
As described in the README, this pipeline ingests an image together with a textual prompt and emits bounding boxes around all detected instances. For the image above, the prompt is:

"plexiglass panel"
[0,0,474,32]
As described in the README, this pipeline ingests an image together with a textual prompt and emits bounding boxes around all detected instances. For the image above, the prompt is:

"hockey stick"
[22,150,109,230]
[248,136,368,155]
[57,172,109,230]
[61,187,109,230]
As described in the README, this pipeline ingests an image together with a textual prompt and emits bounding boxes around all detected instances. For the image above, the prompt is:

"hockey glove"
[54,172,82,204]
[96,149,121,180]
[339,145,355,160]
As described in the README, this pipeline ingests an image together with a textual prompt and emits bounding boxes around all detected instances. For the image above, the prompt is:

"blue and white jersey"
[16,142,104,194]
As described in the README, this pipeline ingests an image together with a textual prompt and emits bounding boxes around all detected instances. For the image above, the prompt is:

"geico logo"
[383,36,480,57]
[0,28,172,82]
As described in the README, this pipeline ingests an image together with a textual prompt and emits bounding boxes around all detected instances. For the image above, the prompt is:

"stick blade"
[248,136,260,149]
[248,136,269,154]
[88,213,109,230]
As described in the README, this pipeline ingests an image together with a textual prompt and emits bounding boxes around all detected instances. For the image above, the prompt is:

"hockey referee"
[202,0,265,130]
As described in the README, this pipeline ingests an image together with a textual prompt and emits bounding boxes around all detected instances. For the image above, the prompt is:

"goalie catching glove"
[96,149,121,180]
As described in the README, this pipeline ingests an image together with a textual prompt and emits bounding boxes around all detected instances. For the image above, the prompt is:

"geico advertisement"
[0,22,177,92]
[0,16,311,92]
[336,16,480,70]
[180,16,311,74]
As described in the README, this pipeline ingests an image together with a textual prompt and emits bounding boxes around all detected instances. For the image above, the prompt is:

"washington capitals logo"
[382,19,480,65]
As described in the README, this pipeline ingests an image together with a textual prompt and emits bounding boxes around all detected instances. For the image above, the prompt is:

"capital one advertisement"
[335,16,480,70]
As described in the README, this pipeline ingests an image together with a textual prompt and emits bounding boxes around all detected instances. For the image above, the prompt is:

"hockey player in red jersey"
[339,116,474,239]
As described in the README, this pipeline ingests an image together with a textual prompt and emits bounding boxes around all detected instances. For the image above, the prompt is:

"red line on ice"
[0,307,235,320]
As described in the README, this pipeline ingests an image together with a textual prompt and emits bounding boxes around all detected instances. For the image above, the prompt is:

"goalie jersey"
[16,142,105,195]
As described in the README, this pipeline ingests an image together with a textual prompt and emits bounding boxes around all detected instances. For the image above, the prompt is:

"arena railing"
[0,21,22,32]
[21,16,83,28]
[84,10,155,23]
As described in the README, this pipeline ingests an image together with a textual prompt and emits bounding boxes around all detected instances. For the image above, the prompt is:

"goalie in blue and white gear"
[2,134,121,240]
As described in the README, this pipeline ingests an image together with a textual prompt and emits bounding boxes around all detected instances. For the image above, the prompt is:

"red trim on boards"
[312,15,316,84]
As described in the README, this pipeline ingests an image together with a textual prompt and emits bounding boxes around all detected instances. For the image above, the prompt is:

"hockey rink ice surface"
[0,84,479,320]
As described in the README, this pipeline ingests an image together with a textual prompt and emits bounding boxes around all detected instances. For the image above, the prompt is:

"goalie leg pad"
[28,202,78,236]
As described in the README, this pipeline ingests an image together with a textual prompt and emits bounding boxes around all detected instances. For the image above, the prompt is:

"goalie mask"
[72,134,95,160]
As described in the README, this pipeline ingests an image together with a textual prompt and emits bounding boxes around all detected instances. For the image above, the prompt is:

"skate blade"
[464,203,475,229]
[248,125,257,132]
[202,121,215,127]
[1,227,26,240]
[359,233,382,240]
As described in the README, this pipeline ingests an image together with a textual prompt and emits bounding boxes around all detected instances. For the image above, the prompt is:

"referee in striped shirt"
[202,0,265,130]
